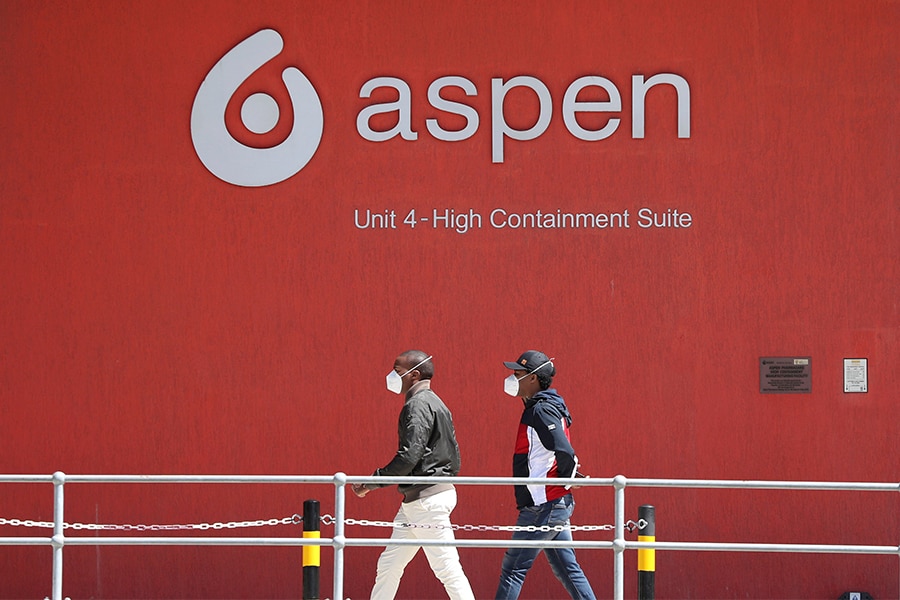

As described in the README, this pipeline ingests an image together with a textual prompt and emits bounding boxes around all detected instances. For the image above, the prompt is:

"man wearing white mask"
[352,350,474,600]
[496,350,596,600]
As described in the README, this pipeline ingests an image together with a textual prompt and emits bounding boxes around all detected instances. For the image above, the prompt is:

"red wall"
[1,1,897,598]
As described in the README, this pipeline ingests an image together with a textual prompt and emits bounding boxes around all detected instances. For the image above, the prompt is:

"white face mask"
[502,358,555,397]
[503,373,525,397]
[386,355,433,394]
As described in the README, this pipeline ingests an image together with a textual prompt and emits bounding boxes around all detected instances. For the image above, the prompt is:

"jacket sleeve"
[532,403,578,478]
[373,399,432,480]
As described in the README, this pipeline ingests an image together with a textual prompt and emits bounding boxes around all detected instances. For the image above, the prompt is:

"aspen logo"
[193,30,690,187]
[190,29,323,187]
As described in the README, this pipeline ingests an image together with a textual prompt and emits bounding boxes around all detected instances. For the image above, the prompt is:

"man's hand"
[572,471,589,490]
[351,483,370,498]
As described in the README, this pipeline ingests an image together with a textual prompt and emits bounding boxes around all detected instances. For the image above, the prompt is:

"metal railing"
[1,472,898,600]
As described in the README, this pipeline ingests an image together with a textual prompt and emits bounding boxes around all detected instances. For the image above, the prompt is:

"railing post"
[333,472,347,600]
[302,499,320,600]
[638,505,655,600]
[51,471,66,600]
[613,475,627,600]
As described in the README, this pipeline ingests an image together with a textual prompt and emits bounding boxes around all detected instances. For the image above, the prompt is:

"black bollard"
[302,499,320,600]
[638,505,655,600]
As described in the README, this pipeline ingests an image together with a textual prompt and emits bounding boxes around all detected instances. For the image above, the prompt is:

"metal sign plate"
[760,357,811,393]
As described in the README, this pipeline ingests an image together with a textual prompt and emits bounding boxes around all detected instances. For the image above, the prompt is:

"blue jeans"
[495,494,596,600]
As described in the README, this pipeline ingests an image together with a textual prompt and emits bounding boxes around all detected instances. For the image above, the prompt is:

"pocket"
[548,501,574,526]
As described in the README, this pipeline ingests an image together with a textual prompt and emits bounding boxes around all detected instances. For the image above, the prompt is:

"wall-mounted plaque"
[843,358,868,393]
[760,357,811,393]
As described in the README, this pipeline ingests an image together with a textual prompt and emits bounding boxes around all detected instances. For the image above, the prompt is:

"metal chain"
[3,514,646,534]
[0,518,55,529]
[334,515,647,534]
[0,515,303,531]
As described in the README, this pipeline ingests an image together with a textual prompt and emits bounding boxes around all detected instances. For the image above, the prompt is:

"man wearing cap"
[495,350,596,600]
[352,350,474,600]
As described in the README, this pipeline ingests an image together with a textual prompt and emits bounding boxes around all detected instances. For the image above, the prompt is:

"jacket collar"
[405,379,431,400]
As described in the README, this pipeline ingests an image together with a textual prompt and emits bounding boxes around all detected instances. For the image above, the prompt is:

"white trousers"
[370,488,474,600]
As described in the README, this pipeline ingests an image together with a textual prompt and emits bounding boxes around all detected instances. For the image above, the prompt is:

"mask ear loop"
[398,355,433,378]
[526,358,555,377]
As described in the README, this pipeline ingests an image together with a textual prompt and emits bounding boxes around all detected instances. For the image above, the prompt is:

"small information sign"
[760,357,811,393]
[843,358,868,393]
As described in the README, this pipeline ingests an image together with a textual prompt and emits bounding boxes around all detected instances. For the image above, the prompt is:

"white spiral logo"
[190,29,323,187]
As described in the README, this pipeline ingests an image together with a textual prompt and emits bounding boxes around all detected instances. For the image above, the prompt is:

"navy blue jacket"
[512,389,579,508]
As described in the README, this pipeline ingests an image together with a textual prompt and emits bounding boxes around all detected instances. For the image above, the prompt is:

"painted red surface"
[1,1,897,598]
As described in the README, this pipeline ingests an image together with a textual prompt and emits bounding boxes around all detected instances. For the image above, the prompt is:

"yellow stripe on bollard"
[302,531,320,566]
[638,535,656,572]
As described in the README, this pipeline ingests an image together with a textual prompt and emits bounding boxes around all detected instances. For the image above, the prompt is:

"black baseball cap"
[503,350,554,374]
